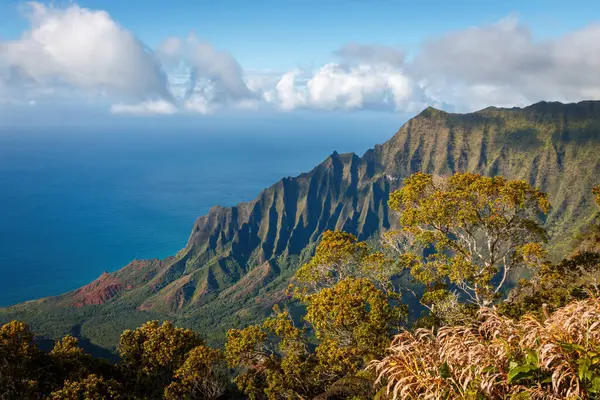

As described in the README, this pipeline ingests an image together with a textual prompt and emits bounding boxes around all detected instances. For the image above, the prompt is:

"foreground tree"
[385,172,550,313]
[49,335,96,385]
[226,231,405,399]
[119,320,204,398]
[226,307,318,399]
[0,321,45,398]
[47,374,123,400]
[295,230,405,304]
[295,231,368,290]
[304,278,396,363]
[164,345,228,400]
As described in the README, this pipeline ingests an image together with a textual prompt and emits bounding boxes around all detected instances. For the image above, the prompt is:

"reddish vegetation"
[71,272,127,308]
[69,259,164,308]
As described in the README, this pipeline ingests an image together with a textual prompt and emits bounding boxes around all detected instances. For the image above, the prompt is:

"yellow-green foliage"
[371,297,600,399]
[295,230,404,300]
[119,320,205,397]
[226,307,319,399]
[305,278,394,355]
[0,321,42,397]
[295,230,369,289]
[47,374,123,400]
[387,172,549,309]
[0,319,226,399]
[225,285,395,400]
[50,335,96,385]
[119,320,202,373]
[164,345,226,400]
[225,231,406,399]
[51,335,85,358]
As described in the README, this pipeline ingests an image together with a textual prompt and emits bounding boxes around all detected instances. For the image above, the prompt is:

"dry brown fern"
[370,298,600,399]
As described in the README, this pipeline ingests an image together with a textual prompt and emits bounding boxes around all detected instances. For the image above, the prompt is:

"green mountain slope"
[2,100,600,350]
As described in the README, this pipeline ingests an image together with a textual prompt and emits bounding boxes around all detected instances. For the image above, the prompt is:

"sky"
[1,0,600,123]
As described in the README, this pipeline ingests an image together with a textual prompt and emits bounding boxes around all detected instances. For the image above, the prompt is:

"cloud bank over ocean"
[2,3,600,116]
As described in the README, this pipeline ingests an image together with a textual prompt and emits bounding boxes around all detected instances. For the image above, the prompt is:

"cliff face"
[3,101,600,348]
[377,103,600,251]
[131,149,394,314]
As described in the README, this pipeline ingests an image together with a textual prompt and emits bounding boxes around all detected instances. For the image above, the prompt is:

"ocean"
[0,112,402,306]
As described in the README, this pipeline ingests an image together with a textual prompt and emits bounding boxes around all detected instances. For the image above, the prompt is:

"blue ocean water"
[0,113,402,306]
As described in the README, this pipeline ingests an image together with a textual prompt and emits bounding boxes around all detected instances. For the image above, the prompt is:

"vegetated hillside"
[2,100,600,350]
[571,214,600,255]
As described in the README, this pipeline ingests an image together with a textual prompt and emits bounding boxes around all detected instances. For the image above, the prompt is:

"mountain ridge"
[2,100,600,349]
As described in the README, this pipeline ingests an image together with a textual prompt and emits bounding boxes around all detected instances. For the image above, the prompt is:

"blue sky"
[1,0,600,121]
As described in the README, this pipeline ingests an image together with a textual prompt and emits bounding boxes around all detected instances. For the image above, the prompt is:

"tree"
[226,295,391,399]
[226,307,318,400]
[119,320,204,398]
[226,231,406,399]
[594,185,600,206]
[295,230,403,300]
[47,374,123,400]
[0,321,44,399]
[50,335,94,383]
[386,172,550,309]
[164,345,228,400]
[304,278,395,361]
[295,230,369,291]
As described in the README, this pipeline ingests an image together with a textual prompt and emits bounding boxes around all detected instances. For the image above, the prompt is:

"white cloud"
[0,3,256,115]
[158,37,183,58]
[265,17,600,113]
[307,63,413,111]
[272,70,307,110]
[413,16,600,111]
[158,35,254,104]
[265,63,423,113]
[183,95,215,115]
[0,2,171,102]
[3,4,600,116]
[244,71,283,98]
[186,36,254,101]
[110,100,177,116]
